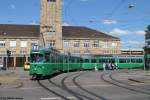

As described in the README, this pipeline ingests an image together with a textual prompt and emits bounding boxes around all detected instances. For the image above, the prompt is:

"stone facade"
[40,0,62,50]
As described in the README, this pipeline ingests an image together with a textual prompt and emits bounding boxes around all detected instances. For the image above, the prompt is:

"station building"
[0,24,120,67]
[0,0,120,67]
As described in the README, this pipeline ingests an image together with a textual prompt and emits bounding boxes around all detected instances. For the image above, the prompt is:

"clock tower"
[40,0,62,50]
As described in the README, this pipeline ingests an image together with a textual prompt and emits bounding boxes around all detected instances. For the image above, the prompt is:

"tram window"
[51,54,55,63]
[70,58,75,63]
[139,59,143,63]
[119,59,126,63]
[45,53,50,62]
[91,59,96,63]
[55,55,58,62]
[131,59,136,63]
[60,56,63,63]
[126,59,130,63]
[136,59,143,63]
[31,54,44,63]
[84,59,89,63]
[99,59,103,63]
[64,56,68,63]
[80,58,82,63]
[77,58,80,63]
[110,59,115,63]
[101,59,106,63]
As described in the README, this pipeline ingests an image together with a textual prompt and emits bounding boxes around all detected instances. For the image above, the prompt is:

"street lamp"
[6,49,11,70]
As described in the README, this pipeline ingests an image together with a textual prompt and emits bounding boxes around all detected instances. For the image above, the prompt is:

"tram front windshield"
[31,53,45,63]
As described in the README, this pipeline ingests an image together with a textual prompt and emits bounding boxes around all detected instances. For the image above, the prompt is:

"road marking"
[20,84,113,90]
[41,97,75,100]
[20,87,42,90]
[131,83,145,85]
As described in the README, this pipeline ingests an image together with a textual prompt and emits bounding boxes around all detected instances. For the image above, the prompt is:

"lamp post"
[129,47,132,70]
[6,49,11,70]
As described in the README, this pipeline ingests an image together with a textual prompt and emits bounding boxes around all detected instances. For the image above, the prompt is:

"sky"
[0,0,149,49]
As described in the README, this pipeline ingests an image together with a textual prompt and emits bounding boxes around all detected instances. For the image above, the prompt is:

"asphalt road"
[0,68,150,100]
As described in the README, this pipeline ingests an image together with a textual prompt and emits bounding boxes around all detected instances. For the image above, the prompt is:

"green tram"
[81,55,144,70]
[29,47,145,79]
[29,47,81,78]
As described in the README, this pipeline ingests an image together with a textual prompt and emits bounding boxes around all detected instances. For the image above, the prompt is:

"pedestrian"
[94,63,98,71]
[111,63,115,70]
[115,62,118,70]
[103,63,106,71]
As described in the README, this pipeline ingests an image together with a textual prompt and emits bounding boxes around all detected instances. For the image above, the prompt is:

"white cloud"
[10,4,16,9]
[109,28,130,36]
[134,30,145,35]
[121,40,145,48]
[103,20,117,25]
[63,22,71,26]
[29,21,39,25]
[109,28,145,36]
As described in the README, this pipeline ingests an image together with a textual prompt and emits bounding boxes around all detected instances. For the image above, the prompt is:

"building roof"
[62,26,119,40]
[0,24,40,38]
[0,24,119,40]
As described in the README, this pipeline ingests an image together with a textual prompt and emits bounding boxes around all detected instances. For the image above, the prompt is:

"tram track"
[48,72,83,100]
[37,80,70,100]
[100,71,150,96]
[72,72,108,100]
[61,72,95,100]
[110,72,150,92]
[38,71,106,100]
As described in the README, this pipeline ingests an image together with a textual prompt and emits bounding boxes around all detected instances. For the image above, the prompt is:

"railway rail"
[38,71,109,100]
[100,71,150,96]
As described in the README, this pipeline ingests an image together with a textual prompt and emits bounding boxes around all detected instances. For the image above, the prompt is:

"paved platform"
[0,68,23,88]
[0,68,150,100]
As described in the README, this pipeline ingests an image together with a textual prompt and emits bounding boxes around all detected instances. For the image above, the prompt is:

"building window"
[20,50,27,54]
[103,42,108,48]
[112,42,117,48]
[46,40,55,47]
[10,41,16,47]
[47,0,56,2]
[21,41,27,48]
[64,40,70,48]
[11,51,16,55]
[84,40,90,48]
[74,41,80,47]
[93,40,99,48]
[0,41,5,48]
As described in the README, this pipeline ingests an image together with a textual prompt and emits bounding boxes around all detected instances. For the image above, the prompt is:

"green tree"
[144,25,150,53]
[145,25,150,40]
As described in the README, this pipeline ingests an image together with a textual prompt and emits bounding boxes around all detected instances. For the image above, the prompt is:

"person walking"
[103,63,106,71]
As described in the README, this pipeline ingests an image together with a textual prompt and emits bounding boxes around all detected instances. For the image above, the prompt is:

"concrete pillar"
[26,56,28,62]
[14,56,16,70]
